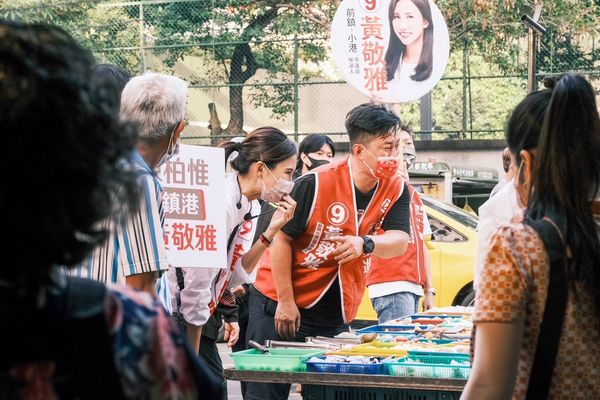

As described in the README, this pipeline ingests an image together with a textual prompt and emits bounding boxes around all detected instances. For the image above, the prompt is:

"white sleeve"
[167,267,218,327]
[224,175,243,239]
[227,200,261,288]
[475,199,504,290]
[422,211,432,236]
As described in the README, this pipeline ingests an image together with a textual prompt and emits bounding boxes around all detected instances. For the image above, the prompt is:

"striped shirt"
[70,151,170,311]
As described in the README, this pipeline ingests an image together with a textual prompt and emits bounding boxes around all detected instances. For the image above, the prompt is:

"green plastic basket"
[384,355,470,379]
[231,348,325,372]
[407,349,470,359]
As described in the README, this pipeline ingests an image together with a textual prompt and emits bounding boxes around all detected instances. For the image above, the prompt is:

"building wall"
[415,149,505,177]
[332,139,508,178]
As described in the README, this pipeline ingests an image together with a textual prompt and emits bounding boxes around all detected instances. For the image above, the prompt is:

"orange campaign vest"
[366,185,427,287]
[254,158,403,323]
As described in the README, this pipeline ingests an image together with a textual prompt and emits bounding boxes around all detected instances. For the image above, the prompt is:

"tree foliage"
[439,0,600,73]
[138,0,336,138]
[1,0,597,140]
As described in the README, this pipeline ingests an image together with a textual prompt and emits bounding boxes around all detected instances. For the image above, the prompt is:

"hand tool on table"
[264,340,336,350]
[248,340,271,354]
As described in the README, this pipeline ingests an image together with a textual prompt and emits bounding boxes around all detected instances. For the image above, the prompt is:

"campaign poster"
[331,0,450,103]
[159,144,227,268]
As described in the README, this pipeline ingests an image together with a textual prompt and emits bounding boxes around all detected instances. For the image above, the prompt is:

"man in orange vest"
[366,126,435,324]
[245,104,411,400]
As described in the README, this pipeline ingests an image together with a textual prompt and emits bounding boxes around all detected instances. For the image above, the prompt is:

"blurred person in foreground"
[462,75,600,399]
[0,19,220,399]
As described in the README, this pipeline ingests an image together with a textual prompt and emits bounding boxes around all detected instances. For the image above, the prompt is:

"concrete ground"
[219,343,302,400]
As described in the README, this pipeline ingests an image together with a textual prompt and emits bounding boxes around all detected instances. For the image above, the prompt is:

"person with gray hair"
[71,71,188,307]
[121,71,188,169]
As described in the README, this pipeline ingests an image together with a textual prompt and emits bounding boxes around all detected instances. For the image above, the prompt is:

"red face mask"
[361,147,399,180]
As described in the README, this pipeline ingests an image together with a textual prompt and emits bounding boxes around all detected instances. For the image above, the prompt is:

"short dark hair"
[345,103,401,145]
[0,20,138,293]
[222,127,297,174]
[295,134,336,172]
[92,63,131,95]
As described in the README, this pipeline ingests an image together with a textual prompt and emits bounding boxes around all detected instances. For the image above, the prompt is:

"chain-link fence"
[2,0,599,145]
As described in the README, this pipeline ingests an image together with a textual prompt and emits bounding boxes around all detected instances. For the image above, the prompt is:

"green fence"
[2,0,599,144]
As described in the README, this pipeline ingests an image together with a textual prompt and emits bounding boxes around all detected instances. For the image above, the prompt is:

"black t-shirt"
[254,174,410,324]
[282,174,410,238]
[252,200,273,245]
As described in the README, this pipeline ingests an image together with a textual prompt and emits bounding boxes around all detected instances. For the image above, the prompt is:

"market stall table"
[227,308,472,399]
[224,368,465,399]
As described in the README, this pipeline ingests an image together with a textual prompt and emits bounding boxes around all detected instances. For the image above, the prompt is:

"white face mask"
[260,164,294,203]
[155,128,180,168]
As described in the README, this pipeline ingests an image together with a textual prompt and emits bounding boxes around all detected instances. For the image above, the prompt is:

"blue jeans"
[371,292,421,324]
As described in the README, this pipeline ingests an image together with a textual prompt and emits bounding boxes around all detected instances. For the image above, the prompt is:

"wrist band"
[260,233,273,248]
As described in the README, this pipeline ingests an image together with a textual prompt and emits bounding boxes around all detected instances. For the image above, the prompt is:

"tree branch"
[231,43,256,83]
[241,7,279,41]
[277,3,330,30]
[229,6,278,83]
[208,102,223,135]
[214,47,230,81]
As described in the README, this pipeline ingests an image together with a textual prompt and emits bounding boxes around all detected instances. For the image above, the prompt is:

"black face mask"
[305,155,330,170]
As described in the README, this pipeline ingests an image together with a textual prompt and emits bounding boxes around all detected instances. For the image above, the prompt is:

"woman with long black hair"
[384,0,434,87]
[462,75,600,399]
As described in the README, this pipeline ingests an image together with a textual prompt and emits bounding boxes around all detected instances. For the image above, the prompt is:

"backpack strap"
[63,278,125,398]
[524,217,569,400]
[65,277,106,318]
[0,277,125,399]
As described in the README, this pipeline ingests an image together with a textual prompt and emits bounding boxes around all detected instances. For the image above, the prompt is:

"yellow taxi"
[354,195,477,324]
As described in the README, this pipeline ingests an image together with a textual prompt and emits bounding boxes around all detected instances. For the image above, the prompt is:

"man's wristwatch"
[361,235,375,254]
[425,287,436,296]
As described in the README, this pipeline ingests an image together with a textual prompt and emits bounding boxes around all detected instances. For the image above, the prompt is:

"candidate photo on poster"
[380,0,449,103]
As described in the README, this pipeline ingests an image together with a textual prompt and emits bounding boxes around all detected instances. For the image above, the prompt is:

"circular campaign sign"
[331,0,450,103]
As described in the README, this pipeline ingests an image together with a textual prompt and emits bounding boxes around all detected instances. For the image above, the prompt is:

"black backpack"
[0,277,124,399]
[0,277,223,400]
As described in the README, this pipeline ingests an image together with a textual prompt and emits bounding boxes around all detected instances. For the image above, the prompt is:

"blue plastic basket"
[357,324,427,335]
[414,338,458,344]
[408,314,458,320]
[302,385,461,400]
[306,357,386,375]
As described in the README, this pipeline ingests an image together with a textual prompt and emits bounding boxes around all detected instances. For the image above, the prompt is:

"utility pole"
[521,2,546,93]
